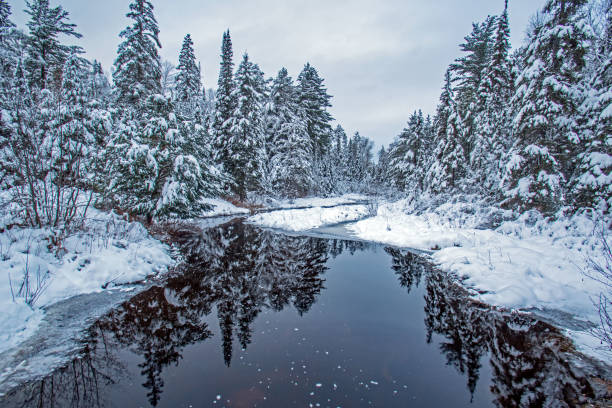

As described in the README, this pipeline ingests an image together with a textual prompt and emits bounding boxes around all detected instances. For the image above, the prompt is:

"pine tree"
[297,63,333,156]
[572,5,612,213]
[175,34,201,102]
[55,54,93,199]
[0,0,15,42]
[0,0,16,106]
[24,0,83,90]
[450,15,496,158]
[471,0,513,191]
[225,53,267,199]
[267,68,313,197]
[212,30,236,166]
[113,0,162,105]
[502,0,589,213]
[388,110,426,191]
[427,70,467,193]
[345,132,373,189]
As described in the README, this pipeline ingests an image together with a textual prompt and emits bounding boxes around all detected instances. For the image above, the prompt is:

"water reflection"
[1,221,605,407]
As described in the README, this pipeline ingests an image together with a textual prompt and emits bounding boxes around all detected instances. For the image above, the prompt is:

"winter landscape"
[0,0,610,406]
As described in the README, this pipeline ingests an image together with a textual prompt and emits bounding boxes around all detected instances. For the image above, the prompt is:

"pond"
[0,220,604,407]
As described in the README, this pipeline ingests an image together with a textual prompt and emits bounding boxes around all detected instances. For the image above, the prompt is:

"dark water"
[1,220,604,407]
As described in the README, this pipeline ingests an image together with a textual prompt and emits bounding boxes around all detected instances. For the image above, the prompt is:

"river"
[0,219,608,407]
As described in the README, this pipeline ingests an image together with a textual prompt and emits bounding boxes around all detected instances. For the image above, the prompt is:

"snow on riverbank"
[260,194,369,209]
[248,203,372,232]
[0,208,173,355]
[249,197,610,360]
[200,198,251,217]
[349,199,610,359]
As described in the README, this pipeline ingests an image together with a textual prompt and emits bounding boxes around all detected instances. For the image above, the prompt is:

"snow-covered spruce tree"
[155,100,221,218]
[571,4,612,213]
[427,69,467,194]
[266,67,313,198]
[110,94,189,218]
[0,0,14,44]
[345,132,374,191]
[297,63,333,157]
[450,15,496,160]
[471,0,513,192]
[212,30,236,168]
[175,34,201,102]
[373,146,390,188]
[331,124,349,190]
[0,0,17,112]
[85,61,113,198]
[502,0,589,214]
[24,0,83,90]
[225,53,267,200]
[53,54,94,220]
[388,110,427,192]
[113,0,162,106]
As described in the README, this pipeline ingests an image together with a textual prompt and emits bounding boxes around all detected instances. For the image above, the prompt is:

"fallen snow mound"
[248,204,371,232]
[0,208,173,355]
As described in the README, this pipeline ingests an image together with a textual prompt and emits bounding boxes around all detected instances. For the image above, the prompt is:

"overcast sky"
[7,0,546,148]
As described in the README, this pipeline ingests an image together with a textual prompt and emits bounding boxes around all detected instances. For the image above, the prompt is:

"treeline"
[0,0,378,227]
[382,0,611,216]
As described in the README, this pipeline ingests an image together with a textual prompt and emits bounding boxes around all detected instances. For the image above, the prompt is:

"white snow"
[248,204,371,232]
[264,194,369,209]
[0,208,173,355]
[199,198,251,217]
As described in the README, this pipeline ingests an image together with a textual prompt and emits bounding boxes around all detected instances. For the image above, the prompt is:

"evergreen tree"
[388,110,426,191]
[297,63,333,156]
[212,30,236,166]
[502,0,589,213]
[113,0,162,105]
[373,146,390,187]
[175,34,201,102]
[427,70,467,193]
[572,4,612,213]
[24,0,83,90]
[0,0,15,43]
[0,0,16,107]
[225,53,267,199]
[471,0,513,191]
[267,68,313,197]
[55,54,94,203]
[345,132,373,189]
[450,15,496,158]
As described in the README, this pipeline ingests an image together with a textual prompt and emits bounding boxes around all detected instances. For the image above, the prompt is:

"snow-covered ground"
[249,198,611,361]
[248,203,372,232]
[259,194,369,209]
[200,198,251,217]
[0,208,173,356]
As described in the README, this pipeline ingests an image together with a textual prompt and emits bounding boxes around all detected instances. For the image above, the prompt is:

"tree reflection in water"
[1,221,606,407]
[389,247,602,407]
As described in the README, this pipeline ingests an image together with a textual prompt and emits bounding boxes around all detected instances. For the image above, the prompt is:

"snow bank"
[248,204,371,232]
[264,194,369,209]
[200,198,250,217]
[347,200,611,359]
[0,208,173,354]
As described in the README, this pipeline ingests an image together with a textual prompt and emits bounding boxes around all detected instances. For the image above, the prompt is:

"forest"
[0,0,609,225]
